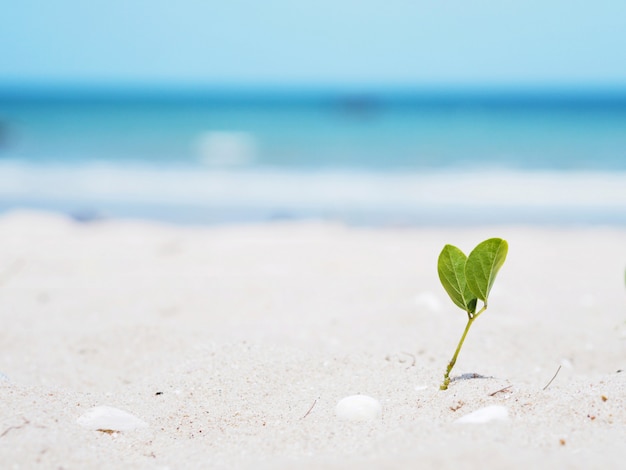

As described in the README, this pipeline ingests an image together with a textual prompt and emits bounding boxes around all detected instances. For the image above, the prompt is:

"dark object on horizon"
[334,94,382,117]
[0,119,9,150]
[70,209,108,223]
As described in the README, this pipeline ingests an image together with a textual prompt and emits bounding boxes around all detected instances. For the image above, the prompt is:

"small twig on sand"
[400,351,416,368]
[301,399,318,420]
[543,365,562,391]
[1,417,30,438]
[488,385,513,396]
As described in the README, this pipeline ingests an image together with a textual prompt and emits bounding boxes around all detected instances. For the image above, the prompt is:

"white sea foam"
[195,131,256,167]
[1,161,625,224]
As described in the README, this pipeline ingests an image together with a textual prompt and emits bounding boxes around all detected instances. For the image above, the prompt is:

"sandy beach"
[1,210,625,469]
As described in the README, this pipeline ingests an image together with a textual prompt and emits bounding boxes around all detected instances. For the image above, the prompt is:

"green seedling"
[437,238,508,390]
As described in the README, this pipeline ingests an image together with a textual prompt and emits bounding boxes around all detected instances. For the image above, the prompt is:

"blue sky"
[1,0,626,89]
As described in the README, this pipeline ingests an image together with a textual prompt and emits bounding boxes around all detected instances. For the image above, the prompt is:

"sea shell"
[455,405,508,424]
[77,406,148,432]
[336,395,382,422]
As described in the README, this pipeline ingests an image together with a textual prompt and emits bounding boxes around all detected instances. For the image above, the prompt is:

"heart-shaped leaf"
[465,238,508,303]
[437,244,477,314]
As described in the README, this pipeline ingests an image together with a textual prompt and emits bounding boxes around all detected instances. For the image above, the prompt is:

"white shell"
[455,405,509,424]
[77,406,148,431]
[336,395,382,422]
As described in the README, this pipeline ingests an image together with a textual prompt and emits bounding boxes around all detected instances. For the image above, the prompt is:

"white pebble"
[77,406,148,431]
[336,395,382,422]
[455,405,508,424]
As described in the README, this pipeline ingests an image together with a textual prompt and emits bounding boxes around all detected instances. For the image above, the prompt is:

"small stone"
[455,405,508,424]
[336,395,382,422]
[77,406,147,431]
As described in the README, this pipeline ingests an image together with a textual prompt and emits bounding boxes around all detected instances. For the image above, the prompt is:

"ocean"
[1,90,626,225]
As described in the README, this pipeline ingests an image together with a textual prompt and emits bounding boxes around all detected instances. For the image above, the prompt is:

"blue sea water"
[1,90,626,225]
[3,91,626,171]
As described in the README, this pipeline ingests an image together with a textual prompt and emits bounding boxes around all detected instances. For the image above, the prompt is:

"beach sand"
[1,210,625,469]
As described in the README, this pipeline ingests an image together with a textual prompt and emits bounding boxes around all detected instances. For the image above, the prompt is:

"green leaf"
[465,238,508,303]
[437,244,477,314]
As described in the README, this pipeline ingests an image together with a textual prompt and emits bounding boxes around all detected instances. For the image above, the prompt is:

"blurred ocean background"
[1,89,626,225]
[1,1,626,225]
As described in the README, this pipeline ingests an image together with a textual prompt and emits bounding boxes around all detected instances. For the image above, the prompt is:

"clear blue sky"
[1,0,626,90]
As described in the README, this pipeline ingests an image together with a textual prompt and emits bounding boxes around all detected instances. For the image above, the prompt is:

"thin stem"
[471,304,487,321]
[440,305,486,390]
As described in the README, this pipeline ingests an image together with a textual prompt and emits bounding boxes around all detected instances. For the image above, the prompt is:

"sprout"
[437,238,508,390]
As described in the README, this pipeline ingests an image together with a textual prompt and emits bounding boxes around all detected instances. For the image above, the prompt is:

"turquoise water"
[1,92,626,225]
[2,93,626,170]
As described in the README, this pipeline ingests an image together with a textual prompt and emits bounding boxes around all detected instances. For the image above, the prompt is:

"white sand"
[1,210,625,469]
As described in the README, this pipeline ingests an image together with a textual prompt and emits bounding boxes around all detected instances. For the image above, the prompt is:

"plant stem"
[440,305,486,390]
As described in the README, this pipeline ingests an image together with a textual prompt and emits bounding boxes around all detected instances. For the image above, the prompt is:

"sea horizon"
[1,84,626,226]
[3,82,626,105]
